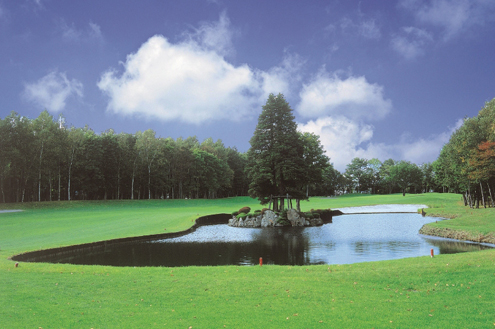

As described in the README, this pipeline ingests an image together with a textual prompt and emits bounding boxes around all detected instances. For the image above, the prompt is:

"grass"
[1,193,495,328]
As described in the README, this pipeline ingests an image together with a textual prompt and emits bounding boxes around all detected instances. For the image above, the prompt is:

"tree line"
[337,157,434,196]
[434,98,495,208]
[0,110,251,202]
[3,97,493,204]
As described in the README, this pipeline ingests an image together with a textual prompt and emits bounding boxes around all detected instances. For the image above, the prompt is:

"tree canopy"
[246,93,330,210]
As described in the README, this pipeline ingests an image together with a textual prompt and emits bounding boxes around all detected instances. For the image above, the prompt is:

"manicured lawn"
[1,194,494,328]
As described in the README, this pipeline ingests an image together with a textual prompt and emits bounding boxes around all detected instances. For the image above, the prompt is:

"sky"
[1,0,494,172]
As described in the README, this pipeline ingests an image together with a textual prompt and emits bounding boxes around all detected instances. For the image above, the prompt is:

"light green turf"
[1,194,494,328]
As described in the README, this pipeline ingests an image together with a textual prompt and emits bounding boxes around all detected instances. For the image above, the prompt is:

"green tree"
[136,129,160,199]
[389,161,422,196]
[344,158,369,193]
[379,158,396,194]
[246,93,305,211]
[366,158,382,194]
[299,132,330,198]
[66,127,85,201]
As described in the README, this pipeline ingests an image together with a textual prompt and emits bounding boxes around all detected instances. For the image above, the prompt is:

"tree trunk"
[117,167,121,200]
[58,165,61,201]
[480,182,486,208]
[131,174,135,200]
[462,192,468,206]
[48,170,52,202]
[148,166,151,199]
[0,177,4,203]
[488,183,494,207]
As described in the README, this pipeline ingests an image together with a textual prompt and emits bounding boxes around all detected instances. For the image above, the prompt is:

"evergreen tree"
[246,93,305,210]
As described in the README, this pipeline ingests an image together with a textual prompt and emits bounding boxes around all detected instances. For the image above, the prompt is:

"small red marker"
[259,257,263,266]
[430,249,434,258]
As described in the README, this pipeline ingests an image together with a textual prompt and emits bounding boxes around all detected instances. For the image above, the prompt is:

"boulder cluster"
[228,208,324,228]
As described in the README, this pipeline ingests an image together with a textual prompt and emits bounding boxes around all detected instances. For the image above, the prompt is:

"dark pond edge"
[10,210,345,264]
[10,213,232,264]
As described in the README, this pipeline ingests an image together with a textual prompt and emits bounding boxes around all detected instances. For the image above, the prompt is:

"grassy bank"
[1,193,494,328]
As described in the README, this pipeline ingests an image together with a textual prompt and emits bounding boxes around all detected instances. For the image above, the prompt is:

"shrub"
[238,206,251,214]
[312,208,331,215]
[277,218,290,226]
[312,212,320,218]
[236,213,248,220]
[231,211,239,216]
[304,212,314,219]
[254,209,262,215]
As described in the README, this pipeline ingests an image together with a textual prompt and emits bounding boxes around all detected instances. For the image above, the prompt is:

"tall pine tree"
[246,93,306,210]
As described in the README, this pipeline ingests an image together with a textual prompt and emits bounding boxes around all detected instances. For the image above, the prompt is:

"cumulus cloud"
[297,70,392,121]
[391,26,433,60]
[298,116,375,171]
[184,11,235,57]
[98,14,294,125]
[23,71,83,113]
[400,0,495,40]
[299,116,462,171]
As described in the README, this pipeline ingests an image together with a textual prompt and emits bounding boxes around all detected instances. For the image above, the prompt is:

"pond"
[34,212,493,267]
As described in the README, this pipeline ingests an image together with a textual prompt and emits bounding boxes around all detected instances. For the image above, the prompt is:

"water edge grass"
[1,193,494,328]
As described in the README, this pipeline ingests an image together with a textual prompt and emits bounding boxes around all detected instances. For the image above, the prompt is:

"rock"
[228,209,324,228]
[287,209,305,226]
[261,210,278,227]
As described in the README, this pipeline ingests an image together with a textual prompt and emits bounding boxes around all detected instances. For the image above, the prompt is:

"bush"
[236,213,248,220]
[312,208,331,215]
[231,211,239,216]
[312,212,320,218]
[238,206,251,214]
[254,209,262,215]
[304,212,314,219]
[277,218,290,226]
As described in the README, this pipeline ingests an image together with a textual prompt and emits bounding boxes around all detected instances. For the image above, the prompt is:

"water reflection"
[37,214,493,267]
[422,237,493,254]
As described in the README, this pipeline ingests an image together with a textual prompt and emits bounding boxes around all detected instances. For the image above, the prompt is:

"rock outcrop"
[228,209,325,228]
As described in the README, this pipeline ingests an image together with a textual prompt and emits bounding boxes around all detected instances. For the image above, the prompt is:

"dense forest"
[1,98,494,204]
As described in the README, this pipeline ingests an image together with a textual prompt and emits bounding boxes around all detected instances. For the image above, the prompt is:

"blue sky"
[1,0,494,171]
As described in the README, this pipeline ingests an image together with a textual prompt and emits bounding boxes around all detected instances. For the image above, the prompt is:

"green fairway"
[1,194,495,328]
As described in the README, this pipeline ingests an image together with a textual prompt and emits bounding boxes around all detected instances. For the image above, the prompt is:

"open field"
[1,193,495,328]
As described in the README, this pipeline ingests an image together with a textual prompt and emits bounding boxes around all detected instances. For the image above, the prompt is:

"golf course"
[1,193,494,328]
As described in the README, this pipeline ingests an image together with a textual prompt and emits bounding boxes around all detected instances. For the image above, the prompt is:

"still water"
[48,213,492,267]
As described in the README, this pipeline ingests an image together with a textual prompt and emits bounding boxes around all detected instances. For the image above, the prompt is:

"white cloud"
[340,17,381,39]
[61,21,103,43]
[297,70,392,121]
[298,116,375,171]
[260,52,304,98]
[184,11,235,57]
[391,26,433,60]
[299,116,462,171]
[98,14,294,125]
[23,71,83,113]
[400,0,495,40]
